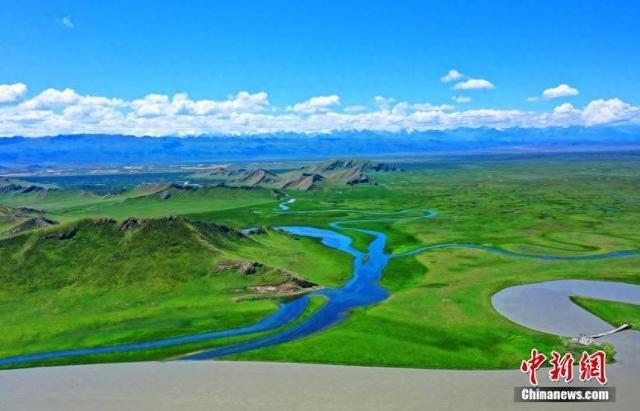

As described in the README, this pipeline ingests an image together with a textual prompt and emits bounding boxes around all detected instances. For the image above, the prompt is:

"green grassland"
[1,153,639,369]
[0,216,349,367]
[229,248,630,368]
[0,295,328,370]
[571,297,640,329]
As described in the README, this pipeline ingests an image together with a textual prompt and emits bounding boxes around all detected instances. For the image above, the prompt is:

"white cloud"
[287,95,340,114]
[1,83,639,136]
[542,84,579,99]
[581,98,639,125]
[453,96,471,104]
[525,96,540,102]
[453,78,495,90]
[344,105,367,113]
[0,83,27,103]
[61,16,74,29]
[373,96,395,111]
[190,91,270,115]
[19,88,125,112]
[79,95,125,107]
[20,88,80,109]
[441,69,464,83]
[130,91,270,117]
[62,104,123,122]
[553,103,578,115]
[130,94,170,117]
[369,101,453,117]
[409,103,454,112]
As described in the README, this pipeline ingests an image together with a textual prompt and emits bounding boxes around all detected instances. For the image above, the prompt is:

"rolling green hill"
[0,181,283,227]
[0,203,57,234]
[0,177,104,211]
[0,216,352,366]
[0,204,28,225]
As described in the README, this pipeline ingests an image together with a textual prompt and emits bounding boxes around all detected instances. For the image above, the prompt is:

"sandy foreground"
[0,360,637,411]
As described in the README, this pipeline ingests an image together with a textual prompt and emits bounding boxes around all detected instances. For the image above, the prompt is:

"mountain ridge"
[196,158,400,191]
[1,126,639,167]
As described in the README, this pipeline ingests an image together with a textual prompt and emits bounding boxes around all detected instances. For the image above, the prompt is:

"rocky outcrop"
[0,204,26,222]
[119,217,143,231]
[215,158,401,191]
[245,227,268,235]
[6,216,58,234]
[217,260,264,275]
[281,173,325,191]
[235,169,281,187]
[243,269,319,299]
[41,225,78,240]
[346,174,373,185]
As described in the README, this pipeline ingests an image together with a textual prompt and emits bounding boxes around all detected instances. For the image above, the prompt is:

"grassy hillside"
[61,185,281,221]
[0,204,57,234]
[0,182,283,230]
[0,204,29,232]
[0,216,352,366]
[0,177,104,211]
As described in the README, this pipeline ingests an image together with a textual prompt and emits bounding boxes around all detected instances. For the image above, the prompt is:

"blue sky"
[1,0,639,136]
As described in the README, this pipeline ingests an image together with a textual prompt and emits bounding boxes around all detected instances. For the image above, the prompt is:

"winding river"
[1,200,639,367]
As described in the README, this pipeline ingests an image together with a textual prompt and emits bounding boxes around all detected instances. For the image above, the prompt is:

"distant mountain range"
[0,159,399,204]
[1,126,639,167]
[193,158,402,191]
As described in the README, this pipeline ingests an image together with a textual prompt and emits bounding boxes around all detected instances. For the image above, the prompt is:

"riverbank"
[1,360,637,410]
[2,157,640,370]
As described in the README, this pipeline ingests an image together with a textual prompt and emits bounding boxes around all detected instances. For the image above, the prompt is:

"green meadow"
[1,153,639,369]
[571,297,640,329]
